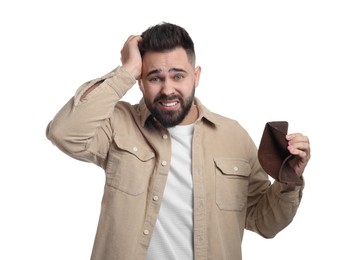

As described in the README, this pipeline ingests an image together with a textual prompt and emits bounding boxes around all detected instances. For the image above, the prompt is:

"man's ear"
[194,66,202,88]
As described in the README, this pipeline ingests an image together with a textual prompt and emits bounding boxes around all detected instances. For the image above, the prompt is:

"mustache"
[154,94,183,103]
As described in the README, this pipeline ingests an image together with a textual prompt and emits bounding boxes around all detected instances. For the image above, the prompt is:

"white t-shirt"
[146,124,194,260]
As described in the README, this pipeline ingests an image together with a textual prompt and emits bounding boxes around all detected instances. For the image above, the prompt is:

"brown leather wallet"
[258,121,303,192]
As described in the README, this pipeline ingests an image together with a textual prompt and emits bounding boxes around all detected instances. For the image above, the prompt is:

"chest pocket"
[215,158,251,211]
[106,135,155,196]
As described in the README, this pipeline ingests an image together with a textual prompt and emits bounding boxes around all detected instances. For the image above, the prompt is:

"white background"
[1,0,348,259]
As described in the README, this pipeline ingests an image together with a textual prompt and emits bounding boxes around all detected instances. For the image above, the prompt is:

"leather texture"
[258,121,303,192]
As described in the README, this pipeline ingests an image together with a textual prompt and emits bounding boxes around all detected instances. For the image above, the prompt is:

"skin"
[122,35,201,127]
[120,35,311,176]
[138,49,200,127]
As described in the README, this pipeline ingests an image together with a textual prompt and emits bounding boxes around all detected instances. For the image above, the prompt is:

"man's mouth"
[160,101,178,107]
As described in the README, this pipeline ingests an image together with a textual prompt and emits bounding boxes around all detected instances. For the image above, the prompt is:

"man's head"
[139,22,196,67]
[138,22,201,128]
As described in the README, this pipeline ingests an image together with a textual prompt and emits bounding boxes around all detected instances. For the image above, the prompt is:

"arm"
[246,133,310,237]
[46,35,143,166]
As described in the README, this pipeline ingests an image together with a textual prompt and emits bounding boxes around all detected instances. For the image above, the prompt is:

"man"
[46,22,311,260]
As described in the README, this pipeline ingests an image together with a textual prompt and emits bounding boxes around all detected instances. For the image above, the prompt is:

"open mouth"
[160,101,178,107]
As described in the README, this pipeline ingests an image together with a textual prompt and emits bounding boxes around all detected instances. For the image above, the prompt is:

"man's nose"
[160,79,175,95]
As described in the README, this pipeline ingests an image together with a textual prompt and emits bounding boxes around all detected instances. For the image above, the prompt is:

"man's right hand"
[120,35,143,80]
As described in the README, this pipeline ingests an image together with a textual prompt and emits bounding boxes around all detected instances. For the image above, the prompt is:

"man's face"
[139,47,201,127]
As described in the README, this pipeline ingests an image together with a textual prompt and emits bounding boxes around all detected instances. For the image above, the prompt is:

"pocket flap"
[214,158,251,177]
[113,135,155,161]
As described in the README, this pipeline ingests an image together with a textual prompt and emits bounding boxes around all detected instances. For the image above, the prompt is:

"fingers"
[286,133,311,161]
[123,35,142,47]
[285,133,311,176]
[120,35,143,79]
[120,35,142,61]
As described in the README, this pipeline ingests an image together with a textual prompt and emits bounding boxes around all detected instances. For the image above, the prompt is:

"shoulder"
[209,112,249,135]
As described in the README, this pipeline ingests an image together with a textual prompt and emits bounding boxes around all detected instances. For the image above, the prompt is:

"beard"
[145,88,195,128]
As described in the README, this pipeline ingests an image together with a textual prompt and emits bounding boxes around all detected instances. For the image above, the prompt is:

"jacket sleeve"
[245,137,304,238]
[46,66,136,167]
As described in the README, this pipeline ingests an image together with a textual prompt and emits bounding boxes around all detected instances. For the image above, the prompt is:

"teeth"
[162,102,177,107]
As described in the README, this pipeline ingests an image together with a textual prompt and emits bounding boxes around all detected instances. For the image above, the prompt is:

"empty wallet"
[258,121,303,192]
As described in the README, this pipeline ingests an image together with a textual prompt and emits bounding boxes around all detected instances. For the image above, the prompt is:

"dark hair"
[139,22,196,66]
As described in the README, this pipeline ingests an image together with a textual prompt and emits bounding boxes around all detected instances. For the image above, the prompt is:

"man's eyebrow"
[169,68,187,73]
[146,69,162,77]
[146,68,187,77]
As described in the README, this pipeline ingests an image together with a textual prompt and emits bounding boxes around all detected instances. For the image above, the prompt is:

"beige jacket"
[46,66,304,260]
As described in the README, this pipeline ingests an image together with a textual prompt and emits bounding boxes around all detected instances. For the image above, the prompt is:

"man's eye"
[174,75,184,80]
[149,77,161,82]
